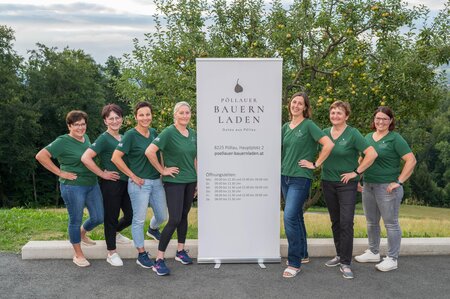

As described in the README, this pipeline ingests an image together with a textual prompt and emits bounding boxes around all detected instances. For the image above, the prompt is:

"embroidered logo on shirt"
[118,143,123,147]
[378,141,388,149]
[338,138,347,146]
[295,129,304,138]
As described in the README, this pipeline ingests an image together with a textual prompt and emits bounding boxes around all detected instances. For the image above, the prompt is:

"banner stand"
[196,58,283,265]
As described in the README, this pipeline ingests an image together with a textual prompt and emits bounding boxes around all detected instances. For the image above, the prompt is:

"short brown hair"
[371,106,396,131]
[66,110,88,125]
[133,101,152,116]
[288,92,312,119]
[329,100,351,116]
[101,104,123,119]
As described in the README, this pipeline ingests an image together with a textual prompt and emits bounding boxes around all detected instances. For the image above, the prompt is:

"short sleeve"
[152,128,169,151]
[90,135,104,154]
[394,133,412,157]
[117,132,132,154]
[45,137,65,159]
[308,120,326,142]
[353,129,370,152]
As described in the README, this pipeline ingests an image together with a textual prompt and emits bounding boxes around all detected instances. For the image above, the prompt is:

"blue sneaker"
[136,251,154,269]
[146,227,161,240]
[153,259,170,276]
[175,249,193,265]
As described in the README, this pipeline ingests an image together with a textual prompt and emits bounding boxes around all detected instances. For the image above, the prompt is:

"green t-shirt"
[116,128,160,180]
[45,134,97,186]
[363,131,412,183]
[321,126,369,182]
[90,131,128,181]
[281,119,325,179]
[152,125,197,183]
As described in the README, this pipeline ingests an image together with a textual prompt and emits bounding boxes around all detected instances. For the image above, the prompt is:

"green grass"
[1,204,449,253]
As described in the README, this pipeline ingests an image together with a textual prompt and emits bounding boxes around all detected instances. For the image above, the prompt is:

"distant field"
[1,204,449,252]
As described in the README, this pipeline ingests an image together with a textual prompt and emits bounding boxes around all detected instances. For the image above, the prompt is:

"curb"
[22,238,450,260]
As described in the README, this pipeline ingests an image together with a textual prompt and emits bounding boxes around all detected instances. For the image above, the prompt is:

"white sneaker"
[375,256,398,272]
[355,249,381,263]
[116,233,131,244]
[107,253,124,267]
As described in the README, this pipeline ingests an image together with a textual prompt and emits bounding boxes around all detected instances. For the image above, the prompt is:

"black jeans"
[158,182,197,252]
[100,180,133,250]
[322,180,358,265]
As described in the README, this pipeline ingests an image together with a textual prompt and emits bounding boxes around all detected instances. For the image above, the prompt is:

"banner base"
[197,257,281,264]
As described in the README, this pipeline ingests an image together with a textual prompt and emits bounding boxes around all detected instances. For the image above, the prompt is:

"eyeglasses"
[375,117,391,122]
[71,122,87,128]
[106,116,122,122]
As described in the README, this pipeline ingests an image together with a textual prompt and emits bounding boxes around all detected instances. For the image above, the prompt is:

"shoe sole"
[175,256,193,265]
[81,241,96,246]
[136,259,154,269]
[116,239,131,244]
[152,267,170,276]
[325,262,340,267]
[375,265,398,272]
[107,258,123,267]
[146,231,160,241]
[285,259,309,266]
[355,258,381,263]
[73,259,90,267]
[340,268,354,279]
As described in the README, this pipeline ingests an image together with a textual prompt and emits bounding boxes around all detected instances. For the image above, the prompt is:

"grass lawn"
[1,204,449,253]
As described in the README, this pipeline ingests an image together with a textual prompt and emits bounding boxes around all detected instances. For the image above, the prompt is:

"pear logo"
[234,79,243,93]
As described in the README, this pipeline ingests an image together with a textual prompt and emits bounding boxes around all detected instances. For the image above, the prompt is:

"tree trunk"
[304,187,322,211]
[32,170,37,204]
[55,177,59,206]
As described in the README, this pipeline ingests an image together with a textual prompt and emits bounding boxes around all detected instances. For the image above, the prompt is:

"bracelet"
[396,180,403,186]
[353,168,360,175]
[313,162,317,169]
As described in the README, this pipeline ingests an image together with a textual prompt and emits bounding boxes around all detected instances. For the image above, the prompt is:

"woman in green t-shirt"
[146,101,197,276]
[355,106,416,272]
[81,104,133,267]
[281,92,334,278]
[321,101,378,279]
[111,102,168,270]
[35,110,104,267]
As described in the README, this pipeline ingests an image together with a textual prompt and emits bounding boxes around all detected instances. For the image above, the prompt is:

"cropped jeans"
[60,183,104,244]
[281,175,311,269]
[128,178,168,249]
[362,182,403,260]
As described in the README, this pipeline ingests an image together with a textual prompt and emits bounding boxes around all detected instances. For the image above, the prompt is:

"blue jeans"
[128,178,168,248]
[60,183,104,244]
[362,183,403,259]
[281,175,311,268]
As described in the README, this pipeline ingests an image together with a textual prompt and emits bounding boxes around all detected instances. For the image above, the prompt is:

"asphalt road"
[1,253,449,299]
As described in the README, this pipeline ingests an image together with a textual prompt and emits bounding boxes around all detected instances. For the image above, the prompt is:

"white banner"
[196,58,282,263]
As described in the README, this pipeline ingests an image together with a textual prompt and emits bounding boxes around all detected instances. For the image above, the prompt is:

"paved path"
[1,253,449,299]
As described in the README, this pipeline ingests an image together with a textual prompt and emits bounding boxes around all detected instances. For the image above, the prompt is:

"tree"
[25,45,107,205]
[0,26,41,207]
[117,0,449,207]
[102,56,130,116]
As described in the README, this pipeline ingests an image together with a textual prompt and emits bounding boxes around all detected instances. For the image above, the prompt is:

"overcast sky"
[0,0,445,64]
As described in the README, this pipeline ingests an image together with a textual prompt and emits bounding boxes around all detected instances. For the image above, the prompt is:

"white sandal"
[283,267,301,278]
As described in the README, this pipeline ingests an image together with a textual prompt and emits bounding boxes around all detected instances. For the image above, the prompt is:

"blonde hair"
[173,101,191,115]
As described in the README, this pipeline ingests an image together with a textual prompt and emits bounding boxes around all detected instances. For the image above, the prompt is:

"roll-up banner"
[196,58,282,264]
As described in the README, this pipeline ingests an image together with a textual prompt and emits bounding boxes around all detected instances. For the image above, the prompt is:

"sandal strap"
[283,267,300,277]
